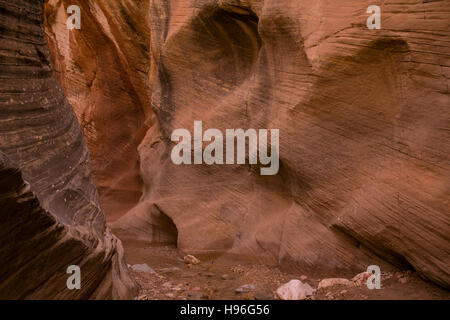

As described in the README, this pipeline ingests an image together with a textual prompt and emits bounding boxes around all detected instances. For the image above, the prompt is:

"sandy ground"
[119,239,450,300]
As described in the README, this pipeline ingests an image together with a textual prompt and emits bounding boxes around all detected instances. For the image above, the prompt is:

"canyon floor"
[119,238,450,301]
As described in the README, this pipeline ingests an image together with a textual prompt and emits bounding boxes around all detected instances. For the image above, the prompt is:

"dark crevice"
[152,204,178,246]
[331,224,415,271]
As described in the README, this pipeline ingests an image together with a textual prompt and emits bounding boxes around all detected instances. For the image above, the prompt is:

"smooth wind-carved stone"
[116,0,450,288]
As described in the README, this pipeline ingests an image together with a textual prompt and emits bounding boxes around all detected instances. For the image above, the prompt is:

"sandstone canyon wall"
[44,0,154,221]
[113,0,450,289]
[0,0,137,299]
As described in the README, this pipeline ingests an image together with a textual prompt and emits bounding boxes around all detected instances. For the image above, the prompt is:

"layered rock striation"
[0,0,137,299]
[44,0,153,220]
[115,0,450,288]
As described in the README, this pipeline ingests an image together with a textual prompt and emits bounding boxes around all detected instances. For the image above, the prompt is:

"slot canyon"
[0,0,449,300]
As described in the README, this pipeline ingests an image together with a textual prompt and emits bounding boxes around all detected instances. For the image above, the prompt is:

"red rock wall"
[44,0,154,221]
[40,0,449,290]
[0,0,137,299]
[115,0,450,288]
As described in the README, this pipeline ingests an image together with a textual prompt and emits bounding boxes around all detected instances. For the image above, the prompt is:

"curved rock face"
[115,0,450,288]
[0,0,137,299]
[44,0,153,221]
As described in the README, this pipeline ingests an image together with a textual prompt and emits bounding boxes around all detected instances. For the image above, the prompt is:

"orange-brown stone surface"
[44,0,153,221]
[0,0,137,299]
[114,0,450,289]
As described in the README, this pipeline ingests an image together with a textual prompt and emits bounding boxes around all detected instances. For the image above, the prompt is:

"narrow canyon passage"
[0,0,448,300]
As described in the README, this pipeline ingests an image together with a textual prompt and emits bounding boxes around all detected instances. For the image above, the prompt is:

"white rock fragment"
[130,263,156,274]
[159,266,182,273]
[235,284,257,294]
[276,280,315,300]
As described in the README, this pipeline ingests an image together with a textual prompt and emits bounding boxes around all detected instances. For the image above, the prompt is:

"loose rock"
[131,264,156,275]
[399,277,408,284]
[318,278,353,290]
[184,255,201,265]
[159,267,182,274]
[235,284,257,294]
[352,272,371,286]
[276,280,315,300]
